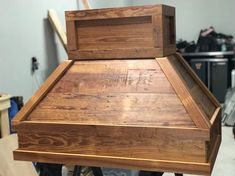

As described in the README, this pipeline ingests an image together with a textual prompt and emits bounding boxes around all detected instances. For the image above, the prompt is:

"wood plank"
[12,60,73,128]
[48,9,68,53]
[157,57,210,129]
[65,5,163,21]
[68,48,164,59]
[51,59,175,94]
[13,149,211,175]
[152,14,163,48]
[77,21,153,50]
[16,122,208,163]
[66,21,77,51]
[81,0,91,9]
[28,93,194,127]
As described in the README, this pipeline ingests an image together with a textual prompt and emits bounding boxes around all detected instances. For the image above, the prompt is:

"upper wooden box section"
[65,5,176,59]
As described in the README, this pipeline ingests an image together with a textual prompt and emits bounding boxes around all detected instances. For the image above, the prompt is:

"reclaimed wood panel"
[16,123,208,163]
[27,59,194,127]
[77,18,153,50]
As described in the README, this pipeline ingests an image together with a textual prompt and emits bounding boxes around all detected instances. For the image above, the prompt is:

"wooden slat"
[28,93,194,127]
[157,57,210,129]
[152,14,163,49]
[66,21,77,51]
[14,149,211,175]
[68,48,164,59]
[12,60,73,128]
[48,9,68,53]
[65,5,163,21]
[81,0,91,10]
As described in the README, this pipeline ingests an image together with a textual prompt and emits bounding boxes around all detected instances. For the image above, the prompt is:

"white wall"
[78,0,131,9]
[129,0,235,42]
[0,0,77,101]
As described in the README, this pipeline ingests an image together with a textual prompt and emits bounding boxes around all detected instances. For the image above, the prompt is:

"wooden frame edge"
[12,60,74,130]
[16,120,210,140]
[13,150,210,175]
[175,53,220,108]
[156,57,210,129]
[209,135,221,173]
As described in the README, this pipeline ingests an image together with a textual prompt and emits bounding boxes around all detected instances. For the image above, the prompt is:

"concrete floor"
[164,126,235,176]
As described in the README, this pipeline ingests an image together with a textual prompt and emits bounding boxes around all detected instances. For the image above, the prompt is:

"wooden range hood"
[13,5,221,175]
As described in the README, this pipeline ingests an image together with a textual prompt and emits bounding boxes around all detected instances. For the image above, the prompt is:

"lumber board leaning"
[12,60,73,129]
[82,0,91,9]
[48,9,68,53]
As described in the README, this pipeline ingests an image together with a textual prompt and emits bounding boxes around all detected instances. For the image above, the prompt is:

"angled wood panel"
[27,59,194,128]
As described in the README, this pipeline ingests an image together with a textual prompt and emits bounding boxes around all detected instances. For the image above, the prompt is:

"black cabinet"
[190,60,207,85]
[183,51,234,103]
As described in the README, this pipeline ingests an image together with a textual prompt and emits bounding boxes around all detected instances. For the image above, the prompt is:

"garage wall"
[129,0,235,42]
[78,0,131,9]
[0,0,77,101]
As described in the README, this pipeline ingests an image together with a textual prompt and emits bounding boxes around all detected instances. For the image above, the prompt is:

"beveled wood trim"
[12,60,74,129]
[65,5,170,21]
[175,53,220,108]
[68,48,164,60]
[13,150,211,175]
[156,57,210,129]
[210,107,221,124]
[15,121,210,140]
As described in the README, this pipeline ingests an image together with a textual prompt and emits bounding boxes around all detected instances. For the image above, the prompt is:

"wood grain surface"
[65,5,164,21]
[27,59,194,127]
[66,5,176,59]
[16,122,208,163]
